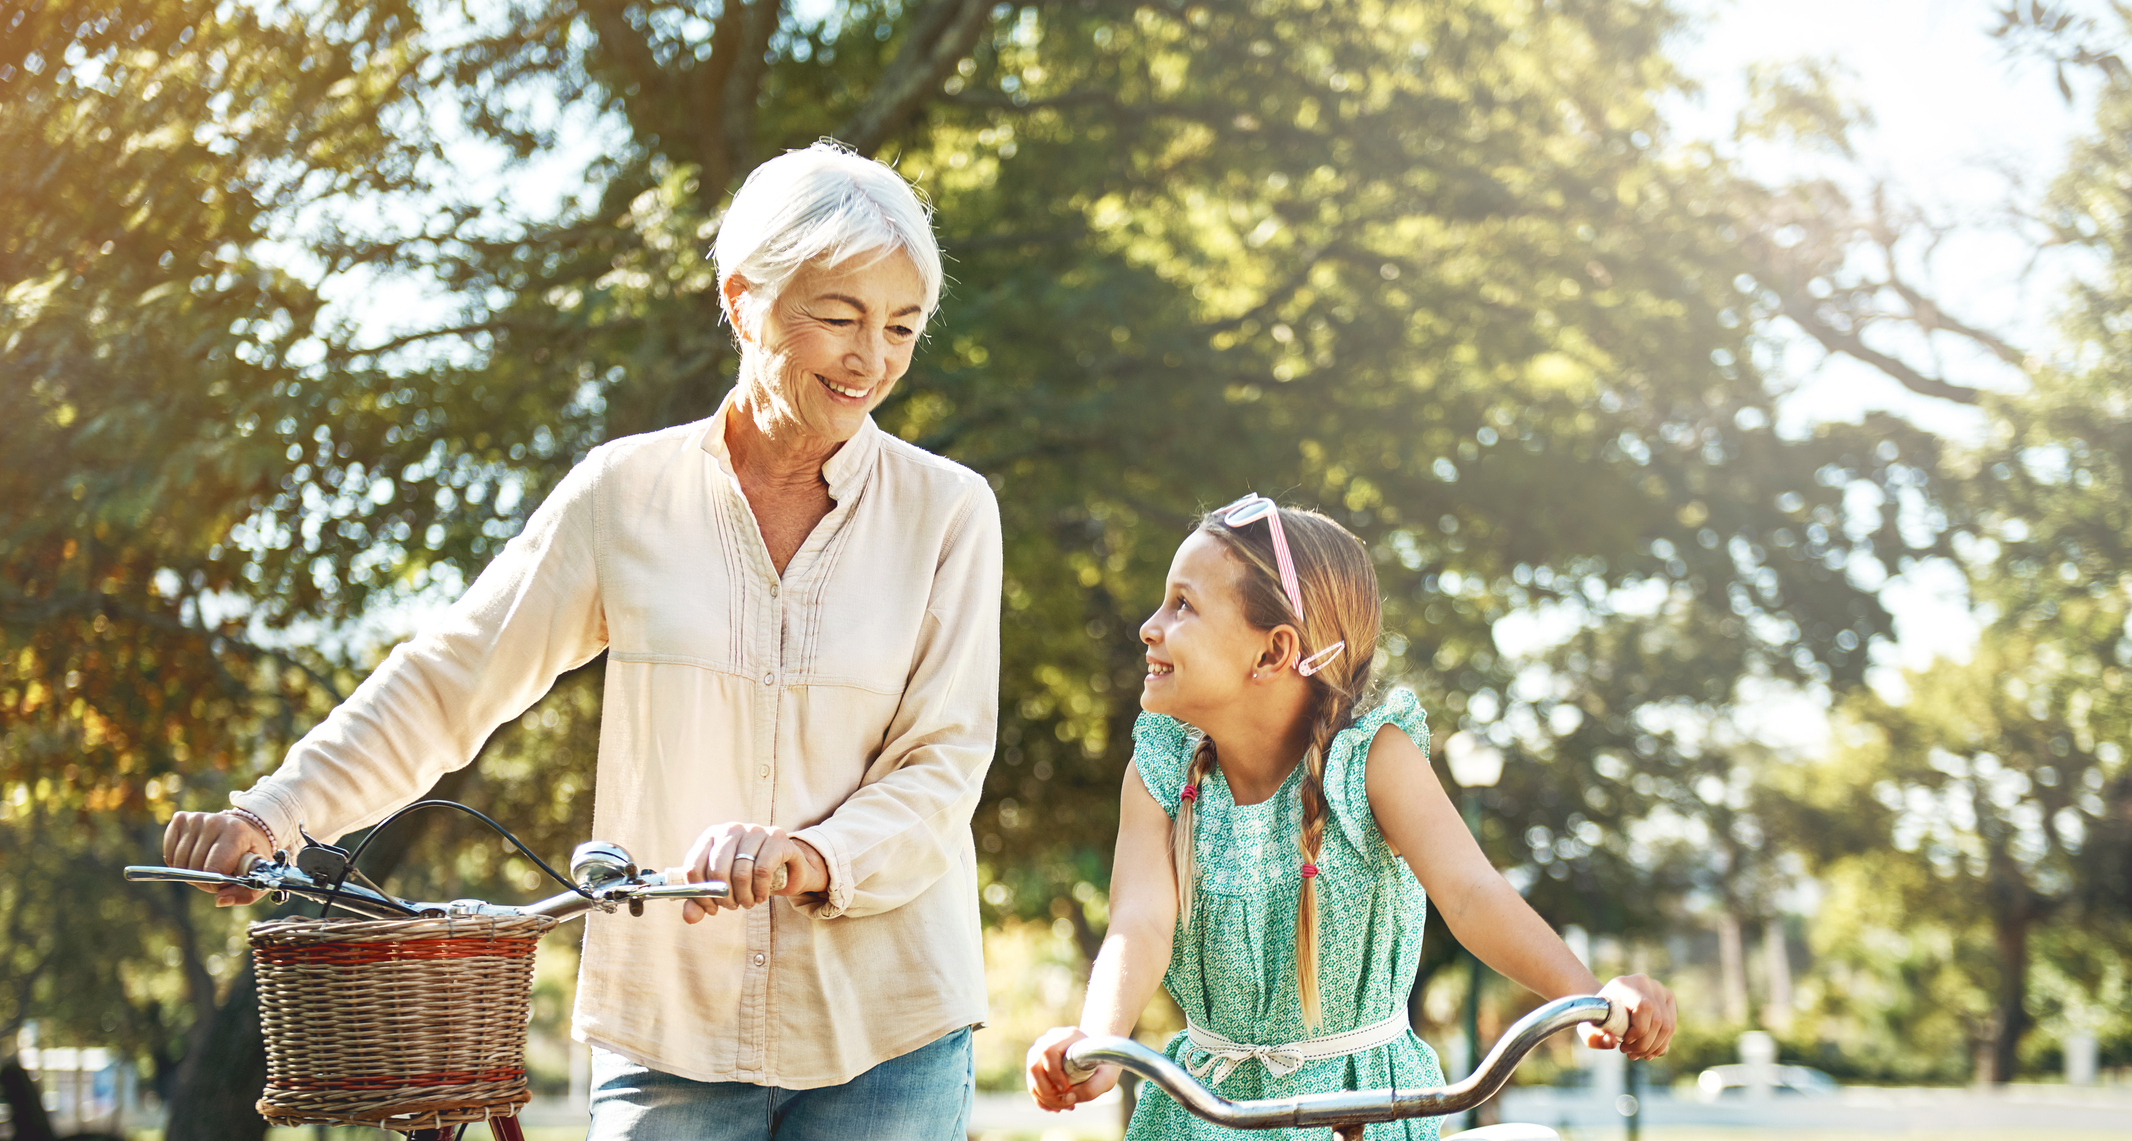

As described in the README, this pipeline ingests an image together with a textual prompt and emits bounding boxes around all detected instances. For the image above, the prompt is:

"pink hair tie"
[1180,783,1198,802]
[1301,863,1319,878]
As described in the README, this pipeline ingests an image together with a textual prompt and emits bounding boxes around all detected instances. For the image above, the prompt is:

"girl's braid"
[1172,733,1220,935]
[1293,687,1355,1029]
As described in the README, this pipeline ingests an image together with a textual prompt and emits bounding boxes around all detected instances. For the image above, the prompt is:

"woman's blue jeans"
[585,1026,975,1141]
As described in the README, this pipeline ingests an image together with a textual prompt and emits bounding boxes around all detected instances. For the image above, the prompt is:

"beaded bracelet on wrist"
[224,805,278,851]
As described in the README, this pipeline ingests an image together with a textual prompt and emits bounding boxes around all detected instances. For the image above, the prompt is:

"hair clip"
[1296,641,1346,677]
[1181,783,1198,802]
[1301,863,1319,878]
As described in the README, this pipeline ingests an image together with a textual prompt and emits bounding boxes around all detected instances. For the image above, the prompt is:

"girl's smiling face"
[1140,530,1279,722]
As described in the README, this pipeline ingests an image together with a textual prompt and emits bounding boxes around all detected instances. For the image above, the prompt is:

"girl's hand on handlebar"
[678,821,829,922]
[1585,974,1676,1061]
[1026,1026,1117,1112]
[162,811,273,907]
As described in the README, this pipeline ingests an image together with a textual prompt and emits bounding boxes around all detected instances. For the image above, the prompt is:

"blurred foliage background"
[3,0,2130,1133]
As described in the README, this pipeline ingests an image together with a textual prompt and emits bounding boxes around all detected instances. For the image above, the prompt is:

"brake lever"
[293,829,352,882]
[123,865,252,889]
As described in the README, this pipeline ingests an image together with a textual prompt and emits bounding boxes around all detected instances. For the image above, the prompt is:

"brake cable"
[314,799,593,918]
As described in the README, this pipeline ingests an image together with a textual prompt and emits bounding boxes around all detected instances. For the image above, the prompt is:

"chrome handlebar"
[124,840,743,921]
[1062,994,1627,1130]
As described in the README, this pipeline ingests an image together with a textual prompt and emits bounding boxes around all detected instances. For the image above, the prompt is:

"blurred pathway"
[1498,1082,2132,1139]
[959,1082,2132,1140]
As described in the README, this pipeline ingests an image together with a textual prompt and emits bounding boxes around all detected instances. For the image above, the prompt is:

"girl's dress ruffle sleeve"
[1131,711,1196,820]
[1323,687,1430,859]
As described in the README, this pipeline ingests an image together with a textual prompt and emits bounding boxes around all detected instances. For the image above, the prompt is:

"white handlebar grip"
[1600,998,1630,1039]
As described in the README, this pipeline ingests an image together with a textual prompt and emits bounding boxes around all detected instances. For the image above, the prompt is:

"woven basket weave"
[250,914,557,1130]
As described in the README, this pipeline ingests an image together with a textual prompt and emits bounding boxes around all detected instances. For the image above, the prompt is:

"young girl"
[1026,496,1676,1139]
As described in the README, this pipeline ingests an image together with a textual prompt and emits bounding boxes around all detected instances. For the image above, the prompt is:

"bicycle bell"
[571,841,635,891]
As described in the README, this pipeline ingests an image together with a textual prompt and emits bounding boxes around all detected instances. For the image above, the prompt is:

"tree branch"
[1882,277,2028,368]
[577,0,680,142]
[1775,293,1982,405]
[678,0,750,190]
[324,318,562,363]
[717,0,783,182]
[835,0,994,155]
[1863,199,2029,369]
[939,88,1121,113]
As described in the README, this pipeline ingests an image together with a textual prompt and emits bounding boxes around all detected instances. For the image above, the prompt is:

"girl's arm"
[1026,761,1179,1110]
[1365,724,1677,1060]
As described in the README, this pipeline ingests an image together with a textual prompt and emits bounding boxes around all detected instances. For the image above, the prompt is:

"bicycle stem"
[1062,993,1623,1130]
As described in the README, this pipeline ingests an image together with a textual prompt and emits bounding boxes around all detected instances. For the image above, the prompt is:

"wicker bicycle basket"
[249,914,557,1130]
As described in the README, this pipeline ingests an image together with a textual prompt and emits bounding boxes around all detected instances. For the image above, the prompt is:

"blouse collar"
[700,387,882,497]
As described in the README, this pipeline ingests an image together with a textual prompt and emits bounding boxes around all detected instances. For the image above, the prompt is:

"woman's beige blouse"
[231,395,1001,1088]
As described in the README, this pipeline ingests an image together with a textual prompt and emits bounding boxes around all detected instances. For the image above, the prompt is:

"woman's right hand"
[1026,1026,1118,1112]
[162,811,273,907]
[677,820,829,922]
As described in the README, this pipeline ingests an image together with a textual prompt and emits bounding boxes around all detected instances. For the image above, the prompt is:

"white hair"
[713,140,943,327]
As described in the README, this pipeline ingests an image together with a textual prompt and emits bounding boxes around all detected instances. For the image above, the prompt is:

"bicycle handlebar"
[1062,994,1626,1130]
[124,840,749,921]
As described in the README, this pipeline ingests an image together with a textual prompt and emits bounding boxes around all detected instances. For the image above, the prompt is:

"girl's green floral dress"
[1125,687,1445,1141]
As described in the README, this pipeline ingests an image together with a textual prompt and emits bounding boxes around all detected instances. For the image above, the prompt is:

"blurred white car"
[1696,1063,1840,1101]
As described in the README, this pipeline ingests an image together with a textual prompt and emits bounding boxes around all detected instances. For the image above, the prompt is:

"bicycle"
[127,806,737,1141]
[1062,993,1629,1141]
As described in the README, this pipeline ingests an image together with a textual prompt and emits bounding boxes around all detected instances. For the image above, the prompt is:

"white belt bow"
[1184,1010,1411,1087]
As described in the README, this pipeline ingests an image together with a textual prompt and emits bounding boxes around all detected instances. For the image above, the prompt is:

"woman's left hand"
[1585,974,1677,1060]
[679,821,830,922]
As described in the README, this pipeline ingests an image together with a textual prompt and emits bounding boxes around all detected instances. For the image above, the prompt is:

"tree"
[1771,625,2128,1082]
[1737,8,2132,1078]
[1,0,442,1114]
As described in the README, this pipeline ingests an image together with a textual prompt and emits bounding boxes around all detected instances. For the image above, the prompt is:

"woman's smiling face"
[735,251,928,444]
[1140,530,1270,722]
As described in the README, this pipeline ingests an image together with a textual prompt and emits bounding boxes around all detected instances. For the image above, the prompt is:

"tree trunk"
[1976,792,2042,1087]
[1989,903,2032,1084]
[1761,916,1794,1032]
[1717,910,1748,1026]
[162,967,270,1141]
[0,1057,59,1141]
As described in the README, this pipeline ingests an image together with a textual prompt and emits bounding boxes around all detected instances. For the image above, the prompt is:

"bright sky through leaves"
[1671,0,2094,681]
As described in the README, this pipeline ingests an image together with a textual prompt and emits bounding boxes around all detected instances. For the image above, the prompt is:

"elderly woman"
[160,142,1000,1139]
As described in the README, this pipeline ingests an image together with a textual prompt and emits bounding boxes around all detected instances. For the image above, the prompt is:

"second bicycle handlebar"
[1062,994,1626,1131]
